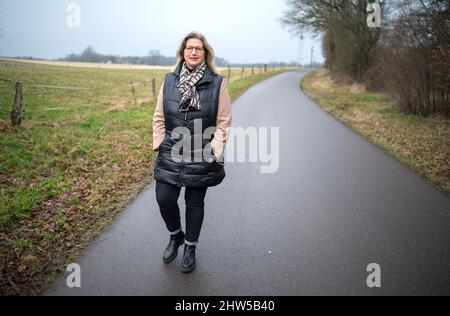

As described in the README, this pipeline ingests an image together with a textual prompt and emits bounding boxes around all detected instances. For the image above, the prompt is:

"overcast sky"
[0,0,324,64]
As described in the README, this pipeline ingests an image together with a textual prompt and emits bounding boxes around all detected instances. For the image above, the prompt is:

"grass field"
[302,69,450,195]
[0,59,290,295]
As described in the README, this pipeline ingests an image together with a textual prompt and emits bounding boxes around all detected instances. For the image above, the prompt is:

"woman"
[152,32,232,273]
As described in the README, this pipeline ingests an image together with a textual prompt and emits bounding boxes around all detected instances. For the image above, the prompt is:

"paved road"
[46,70,450,296]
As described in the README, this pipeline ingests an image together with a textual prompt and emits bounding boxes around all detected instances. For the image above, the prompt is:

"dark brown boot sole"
[181,263,196,273]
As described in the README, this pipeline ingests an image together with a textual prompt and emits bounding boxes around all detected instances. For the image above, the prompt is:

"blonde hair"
[176,32,219,75]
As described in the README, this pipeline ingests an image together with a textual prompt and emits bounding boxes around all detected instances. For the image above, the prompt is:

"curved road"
[46,70,450,296]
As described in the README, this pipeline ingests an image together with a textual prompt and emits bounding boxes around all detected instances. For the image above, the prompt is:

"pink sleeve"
[211,78,232,159]
[152,83,165,151]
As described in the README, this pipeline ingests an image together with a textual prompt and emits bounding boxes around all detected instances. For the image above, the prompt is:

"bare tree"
[378,0,449,115]
[282,0,386,79]
[282,0,449,116]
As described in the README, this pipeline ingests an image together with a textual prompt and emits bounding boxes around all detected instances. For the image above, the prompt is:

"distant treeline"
[59,47,178,66]
[57,46,302,68]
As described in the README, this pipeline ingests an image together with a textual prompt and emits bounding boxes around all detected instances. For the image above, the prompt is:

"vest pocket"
[158,134,173,153]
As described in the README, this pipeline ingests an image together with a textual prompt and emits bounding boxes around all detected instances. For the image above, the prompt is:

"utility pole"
[298,35,304,67]
[311,46,314,69]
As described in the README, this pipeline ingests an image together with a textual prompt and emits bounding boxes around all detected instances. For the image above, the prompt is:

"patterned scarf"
[177,61,207,112]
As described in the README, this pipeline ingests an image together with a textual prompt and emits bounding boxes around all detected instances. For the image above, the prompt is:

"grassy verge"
[0,59,291,295]
[302,69,450,195]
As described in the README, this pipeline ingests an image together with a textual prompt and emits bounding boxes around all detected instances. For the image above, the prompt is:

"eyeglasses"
[185,46,205,54]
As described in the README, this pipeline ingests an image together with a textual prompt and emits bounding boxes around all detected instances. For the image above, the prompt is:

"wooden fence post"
[11,82,23,126]
[241,67,245,80]
[130,81,137,106]
[152,78,156,101]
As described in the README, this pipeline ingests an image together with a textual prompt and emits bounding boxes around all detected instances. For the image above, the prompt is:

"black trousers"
[155,181,208,244]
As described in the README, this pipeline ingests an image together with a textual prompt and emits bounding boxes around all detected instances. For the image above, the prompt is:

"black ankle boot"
[181,244,196,273]
[163,231,184,264]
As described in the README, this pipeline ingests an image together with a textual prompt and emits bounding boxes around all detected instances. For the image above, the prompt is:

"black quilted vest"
[154,62,226,188]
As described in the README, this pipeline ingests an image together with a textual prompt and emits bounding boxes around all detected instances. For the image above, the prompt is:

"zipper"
[180,161,185,186]
[180,110,188,185]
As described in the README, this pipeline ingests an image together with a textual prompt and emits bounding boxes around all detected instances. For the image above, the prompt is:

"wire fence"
[0,64,285,126]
